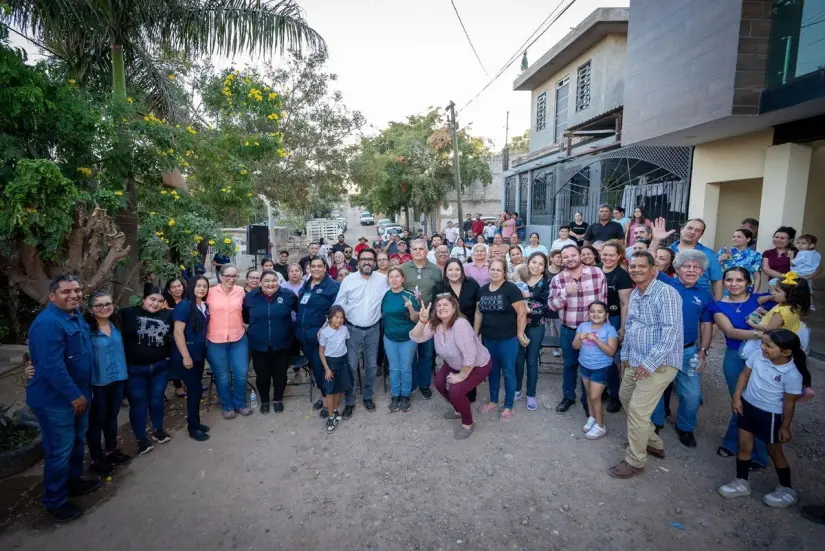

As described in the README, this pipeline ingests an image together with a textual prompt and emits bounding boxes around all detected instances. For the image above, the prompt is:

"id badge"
[417,274,422,280]
[300,294,311,305]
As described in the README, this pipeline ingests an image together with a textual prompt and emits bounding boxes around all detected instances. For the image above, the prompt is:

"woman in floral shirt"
[514,252,551,411]
[717,228,762,292]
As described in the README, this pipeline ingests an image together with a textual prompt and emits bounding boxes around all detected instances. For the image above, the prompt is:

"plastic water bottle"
[250,390,258,408]
[686,354,699,377]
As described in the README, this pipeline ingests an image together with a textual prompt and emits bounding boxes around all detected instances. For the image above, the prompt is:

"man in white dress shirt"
[334,247,389,418]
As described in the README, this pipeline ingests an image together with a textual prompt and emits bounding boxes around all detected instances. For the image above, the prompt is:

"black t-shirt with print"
[120,306,173,365]
[604,267,633,315]
[476,281,525,340]
[583,221,624,243]
[569,221,588,246]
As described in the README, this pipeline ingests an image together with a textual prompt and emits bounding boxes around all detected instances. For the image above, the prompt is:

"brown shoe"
[608,461,644,479]
[646,446,665,459]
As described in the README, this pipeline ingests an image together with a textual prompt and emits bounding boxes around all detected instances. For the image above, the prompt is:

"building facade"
[504,7,692,246]
[622,0,825,251]
[437,151,509,231]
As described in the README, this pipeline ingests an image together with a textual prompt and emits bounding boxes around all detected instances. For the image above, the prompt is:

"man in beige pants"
[609,250,683,479]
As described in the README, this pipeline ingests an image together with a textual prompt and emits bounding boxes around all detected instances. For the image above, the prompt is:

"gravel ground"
[1,338,824,550]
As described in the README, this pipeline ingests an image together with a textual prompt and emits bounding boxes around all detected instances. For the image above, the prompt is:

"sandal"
[481,402,499,413]
[526,397,537,411]
[716,446,734,458]
[500,409,514,422]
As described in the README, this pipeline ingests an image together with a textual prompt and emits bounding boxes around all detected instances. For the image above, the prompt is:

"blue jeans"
[515,324,544,397]
[127,360,169,439]
[484,336,518,409]
[652,346,702,431]
[607,315,622,400]
[297,328,325,397]
[559,325,584,402]
[32,404,89,509]
[345,324,380,405]
[384,337,417,397]
[206,335,249,411]
[722,347,768,466]
[411,338,435,391]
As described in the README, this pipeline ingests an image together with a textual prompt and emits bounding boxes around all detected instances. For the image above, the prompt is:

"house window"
[536,92,547,132]
[554,76,569,142]
[576,61,591,111]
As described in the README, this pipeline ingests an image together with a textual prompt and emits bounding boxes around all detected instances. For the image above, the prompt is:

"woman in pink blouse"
[206,265,252,418]
[464,243,490,286]
[410,294,492,439]
[501,212,516,242]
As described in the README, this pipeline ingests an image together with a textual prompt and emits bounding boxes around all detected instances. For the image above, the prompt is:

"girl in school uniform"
[318,306,353,433]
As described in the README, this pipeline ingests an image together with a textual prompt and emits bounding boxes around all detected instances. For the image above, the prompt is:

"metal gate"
[505,176,517,213]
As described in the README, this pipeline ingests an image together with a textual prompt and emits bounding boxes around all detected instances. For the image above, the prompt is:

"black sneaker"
[420,386,433,400]
[676,428,697,448]
[138,438,154,455]
[555,397,575,413]
[389,396,400,413]
[273,401,284,413]
[152,429,172,444]
[68,477,100,497]
[89,460,114,477]
[400,396,411,412]
[106,449,131,465]
[188,429,210,442]
[47,501,83,523]
[320,407,329,419]
[333,409,343,423]
[363,399,376,411]
[606,397,622,413]
[325,416,336,432]
[198,424,210,433]
[312,399,324,411]
[260,402,271,414]
[342,404,354,419]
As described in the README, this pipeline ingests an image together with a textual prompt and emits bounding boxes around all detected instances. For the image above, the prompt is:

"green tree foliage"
[351,109,493,218]
[508,129,530,153]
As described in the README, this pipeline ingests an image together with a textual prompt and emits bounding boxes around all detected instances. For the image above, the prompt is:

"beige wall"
[529,35,627,152]
[689,129,774,248]
[713,178,763,251]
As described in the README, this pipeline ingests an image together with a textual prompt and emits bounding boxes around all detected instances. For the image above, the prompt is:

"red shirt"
[471,219,484,236]
[391,253,412,264]
[355,243,369,255]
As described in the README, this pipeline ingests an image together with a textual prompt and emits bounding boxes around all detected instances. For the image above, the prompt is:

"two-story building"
[621,0,825,252]
[505,7,693,246]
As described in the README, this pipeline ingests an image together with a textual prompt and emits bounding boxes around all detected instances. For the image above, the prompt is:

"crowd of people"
[24,205,820,523]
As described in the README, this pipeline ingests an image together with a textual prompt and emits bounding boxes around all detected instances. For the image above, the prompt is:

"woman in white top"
[450,237,472,262]
[523,232,549,257]
[410,294,491,439]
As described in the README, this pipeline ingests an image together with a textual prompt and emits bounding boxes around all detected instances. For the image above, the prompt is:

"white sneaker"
[582,416,596,432]
[763,486,798,508]
[584,423,607,440]
[717,478,751,499]
[514,391,523,401]
[552,349,561,357]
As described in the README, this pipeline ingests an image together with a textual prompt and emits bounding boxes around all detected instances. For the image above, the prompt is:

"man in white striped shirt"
[609,250,683,479]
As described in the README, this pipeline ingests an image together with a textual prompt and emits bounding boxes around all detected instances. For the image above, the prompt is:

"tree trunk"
[114,176,141,305]
[111,44,127,99]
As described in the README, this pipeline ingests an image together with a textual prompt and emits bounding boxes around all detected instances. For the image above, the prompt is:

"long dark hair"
[184,276,210,334]
[723,265,751,285]
[84,292,121,333]
[776,277,810,315]
[442,258,467,281]
[162,278,185,308]
[526,251,550,278]
[769,329,811,388]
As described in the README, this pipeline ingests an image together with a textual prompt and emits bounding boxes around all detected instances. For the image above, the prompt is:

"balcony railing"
[766,0,825,87]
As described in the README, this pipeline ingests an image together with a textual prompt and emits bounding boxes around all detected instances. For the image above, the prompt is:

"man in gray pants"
[333,248,388,419]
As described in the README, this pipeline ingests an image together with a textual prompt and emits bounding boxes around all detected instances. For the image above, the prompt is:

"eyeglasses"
[92,302,114,308]
[360,258,376,263]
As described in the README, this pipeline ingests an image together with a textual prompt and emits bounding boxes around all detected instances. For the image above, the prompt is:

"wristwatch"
[699,347,710,355]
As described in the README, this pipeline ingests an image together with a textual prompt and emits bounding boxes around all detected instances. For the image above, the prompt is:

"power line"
[449,0,491,80]
[458,0,577,113]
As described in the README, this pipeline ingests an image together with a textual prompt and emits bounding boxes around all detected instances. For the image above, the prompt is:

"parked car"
[335,217,347,231]
[360,212,375,225]
[380,225,404,242]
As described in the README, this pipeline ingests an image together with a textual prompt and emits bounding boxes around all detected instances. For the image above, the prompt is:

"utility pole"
[503,110,510,171]
[447,101,463,228]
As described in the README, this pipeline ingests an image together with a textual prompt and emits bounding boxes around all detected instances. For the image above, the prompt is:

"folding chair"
[539,322,562,370]
[285,355,313,402]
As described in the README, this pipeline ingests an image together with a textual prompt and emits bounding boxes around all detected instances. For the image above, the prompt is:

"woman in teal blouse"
[381,267,420,413]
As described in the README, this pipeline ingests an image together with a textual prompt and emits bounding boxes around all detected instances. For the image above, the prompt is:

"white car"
[360,212,375,225]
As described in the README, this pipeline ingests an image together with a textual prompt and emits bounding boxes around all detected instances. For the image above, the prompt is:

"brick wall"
[733,1,774,115]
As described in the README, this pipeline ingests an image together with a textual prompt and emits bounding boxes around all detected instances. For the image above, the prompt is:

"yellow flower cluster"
[168,74,176,81]
[191,251,200,257]
[277,148,287,158]
[267,112,279,121]
[67,79,76,85]
[155,231,164,237]
[248,88,263,102]
[168,219,175,227]
[186,126,197,135]
[208,239,216,245]
[220,186,233,193]
[114,191,123,196]
[127,97,133,104]
[194,235,204,243]
[160,190,168,195]
[224,238,232,245]
[268,92,277,101]
[77,167,92,177]
[143,112,163,124]
[247,192,253,197]
[239,169,248,175]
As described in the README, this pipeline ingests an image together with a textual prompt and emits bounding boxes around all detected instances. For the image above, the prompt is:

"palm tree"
[4,0,325,297]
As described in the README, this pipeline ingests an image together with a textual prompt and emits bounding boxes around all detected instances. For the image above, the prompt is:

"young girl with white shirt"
[717,329,811,508]
[318,306,353,433]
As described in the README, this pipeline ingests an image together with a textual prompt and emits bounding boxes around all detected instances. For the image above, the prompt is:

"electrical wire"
[458,0,578,113]
[449,0,491,80]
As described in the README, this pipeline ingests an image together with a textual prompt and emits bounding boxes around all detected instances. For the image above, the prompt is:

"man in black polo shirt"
[584,204,624,245]
[331,234,349,255]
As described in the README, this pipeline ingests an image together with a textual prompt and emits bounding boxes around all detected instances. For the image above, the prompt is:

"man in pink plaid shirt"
[548,245,607,414]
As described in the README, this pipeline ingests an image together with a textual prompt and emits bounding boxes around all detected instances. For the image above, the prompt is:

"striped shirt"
[548,266,607,328]
[620,278,684,373]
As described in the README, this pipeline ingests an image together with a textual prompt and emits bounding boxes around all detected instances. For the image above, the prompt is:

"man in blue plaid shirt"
[608,250,683,479]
